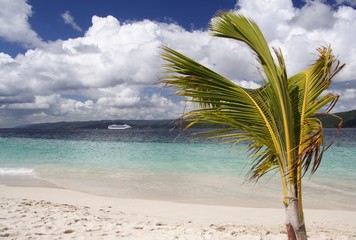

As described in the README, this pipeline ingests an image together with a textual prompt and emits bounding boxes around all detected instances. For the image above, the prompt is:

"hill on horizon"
[14,109,356,129]
[16,119,177,130]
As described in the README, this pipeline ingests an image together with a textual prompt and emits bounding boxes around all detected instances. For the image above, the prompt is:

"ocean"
[0,128,355,210]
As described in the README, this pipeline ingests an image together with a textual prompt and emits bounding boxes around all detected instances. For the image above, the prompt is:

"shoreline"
[1,171,356,211]
[1,184,356,239]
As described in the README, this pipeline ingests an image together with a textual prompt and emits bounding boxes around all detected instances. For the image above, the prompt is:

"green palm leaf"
[161,11,344,240]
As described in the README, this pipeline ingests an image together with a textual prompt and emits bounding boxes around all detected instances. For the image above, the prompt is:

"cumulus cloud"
[0,16,190,126]
[61,11,83,32]
[234,0,356,80]
[0,0,355,127]
[0,0,43,48]
[336,0,356,7]
[291,1,335,30]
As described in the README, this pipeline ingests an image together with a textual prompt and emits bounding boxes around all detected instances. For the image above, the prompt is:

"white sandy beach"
[1,184,356,239]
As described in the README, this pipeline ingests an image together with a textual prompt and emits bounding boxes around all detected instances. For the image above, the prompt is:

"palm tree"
[161,12,344,240]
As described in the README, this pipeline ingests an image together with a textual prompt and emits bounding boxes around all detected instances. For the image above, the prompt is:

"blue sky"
[3,0,238,57]
[0,0,355,127]
[1,0,345,56]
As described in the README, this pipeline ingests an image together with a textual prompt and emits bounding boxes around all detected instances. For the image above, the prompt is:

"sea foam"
[0,168,35,176]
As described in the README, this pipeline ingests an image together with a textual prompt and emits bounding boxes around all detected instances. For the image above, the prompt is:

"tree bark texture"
[285,198,308,240]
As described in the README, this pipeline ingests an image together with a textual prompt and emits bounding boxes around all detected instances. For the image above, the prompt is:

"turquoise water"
[0,137,247,175]
[0,128,355,210]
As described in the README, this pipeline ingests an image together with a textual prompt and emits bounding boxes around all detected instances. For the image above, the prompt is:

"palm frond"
[288,46,345,175]
[161,45,283,179]
[161,12,345,238]
[161,12,344,185]
[210,12,296,178]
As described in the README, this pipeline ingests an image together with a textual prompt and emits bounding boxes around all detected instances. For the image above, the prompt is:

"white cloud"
[291,1,335,30]
[6,95,50,109]
[0,52,15,64]
[336,0,356,7]
[96,86,141,107]
[0,0,355,127]
[233,0,356,81]
[0,0,43,48]
[61,11,83,32]
[236,0,296,41]
[342,88,356,100]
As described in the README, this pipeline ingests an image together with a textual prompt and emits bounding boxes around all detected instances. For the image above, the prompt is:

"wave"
[0,168,36,176]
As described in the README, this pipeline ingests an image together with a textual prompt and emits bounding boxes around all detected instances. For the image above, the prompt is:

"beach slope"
[1,184,355,239]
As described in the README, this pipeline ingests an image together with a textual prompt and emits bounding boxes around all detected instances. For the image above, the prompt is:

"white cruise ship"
[107,124,132,130]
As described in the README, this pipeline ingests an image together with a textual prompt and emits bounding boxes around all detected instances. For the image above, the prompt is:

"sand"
[1,184,356,240]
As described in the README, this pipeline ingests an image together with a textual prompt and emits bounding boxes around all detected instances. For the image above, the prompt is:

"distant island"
[15,109,356,129]
[316,109,356,128]
[16,119,177,130]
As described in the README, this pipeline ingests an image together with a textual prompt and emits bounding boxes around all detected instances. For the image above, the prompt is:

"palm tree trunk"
[285,198,307,240]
